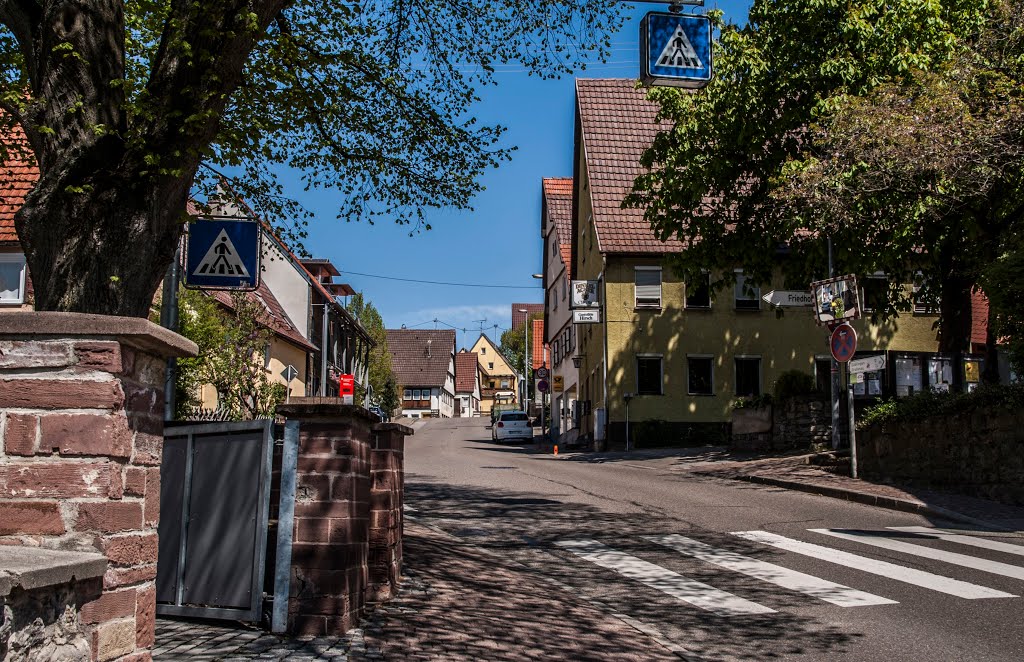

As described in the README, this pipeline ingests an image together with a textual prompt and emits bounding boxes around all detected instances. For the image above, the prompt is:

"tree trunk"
[15,148,192,317]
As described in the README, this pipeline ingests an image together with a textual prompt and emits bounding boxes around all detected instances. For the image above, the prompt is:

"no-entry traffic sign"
[830,324,858,363]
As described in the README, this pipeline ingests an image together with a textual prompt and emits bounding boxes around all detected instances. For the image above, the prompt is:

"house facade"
[540,177,578,441]
[571,79,967,445]
[387,329,457,418]
[0,129,35,310]
[469,333,518,416]
[454,350,483,417]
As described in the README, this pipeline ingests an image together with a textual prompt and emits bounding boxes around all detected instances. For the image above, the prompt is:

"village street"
[156,418,1024,660]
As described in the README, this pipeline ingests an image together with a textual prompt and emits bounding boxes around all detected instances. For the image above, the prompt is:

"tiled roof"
[209,280,317,353]
[971,289,990,346]
[0,126,38,244]
[531,318,549,370]
[543,177,574,278]
[576,79,683,255]
[454,351,480,393]
[512,303,544,330]
[385,329,456,388]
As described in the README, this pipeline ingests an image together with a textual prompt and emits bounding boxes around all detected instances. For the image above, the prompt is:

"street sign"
[570,280,600,309]
[553,375,564,391]
[640,12,713,89]
[537,379,549,393]
[810,274,860,325]
[761,290,814,307]
[573,309,601,324]
[830,323,858,363]
[536,367,549,380]
[849,354,886,374]
[184,218,260,290]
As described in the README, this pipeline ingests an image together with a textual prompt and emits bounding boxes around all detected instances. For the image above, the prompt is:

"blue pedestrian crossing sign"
[640,12,713,89]
[184,218,260,290]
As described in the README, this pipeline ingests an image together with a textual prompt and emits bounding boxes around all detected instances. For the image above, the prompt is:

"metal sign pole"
[161,241,182,420]
[828,236,842,450]
[847,366,858,479]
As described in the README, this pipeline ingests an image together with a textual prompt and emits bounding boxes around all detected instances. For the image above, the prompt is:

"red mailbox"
[339,374,355,404]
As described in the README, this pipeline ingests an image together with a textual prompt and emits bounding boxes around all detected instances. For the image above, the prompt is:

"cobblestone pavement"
[154,519,682,661]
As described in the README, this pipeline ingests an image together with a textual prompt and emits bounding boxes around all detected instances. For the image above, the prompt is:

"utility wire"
[341,270,542,289]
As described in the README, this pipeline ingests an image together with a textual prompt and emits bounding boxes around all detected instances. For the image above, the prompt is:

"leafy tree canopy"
[0,0,625,315]
[626,0,1022,352]
[345,291,399,408]
[500,312,542,377]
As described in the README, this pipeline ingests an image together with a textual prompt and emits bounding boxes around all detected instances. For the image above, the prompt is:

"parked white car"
[491,411,533,443]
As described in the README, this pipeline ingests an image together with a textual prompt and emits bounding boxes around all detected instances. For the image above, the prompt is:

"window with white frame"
[635,267,662,308]
[734,271,760,311]
[735,357,762,397]
[0,253,27,304]
[636,354,663,395]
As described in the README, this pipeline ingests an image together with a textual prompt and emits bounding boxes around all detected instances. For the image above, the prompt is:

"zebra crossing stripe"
[733,531,1016,600]
[887,526,1024,558]
[556,540,776,615]
[811,529,1024,581]
[646,534,896,607]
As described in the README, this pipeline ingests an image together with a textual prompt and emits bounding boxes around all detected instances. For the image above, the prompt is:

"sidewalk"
[661,449,1024,532]
[155,518,684,661]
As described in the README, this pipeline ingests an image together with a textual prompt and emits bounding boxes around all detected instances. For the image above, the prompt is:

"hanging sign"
[571,280,600,309]
[573,309,601,324]
[184,218,260,290]
[640,12,713,89]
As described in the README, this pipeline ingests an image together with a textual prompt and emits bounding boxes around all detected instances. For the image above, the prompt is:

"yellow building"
[571,79,957,445]
[469,333,519,416]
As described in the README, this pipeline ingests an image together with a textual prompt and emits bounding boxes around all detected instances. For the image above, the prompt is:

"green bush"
[773,370,816,401]
[732,393,773,410]
[859,383,1024,429]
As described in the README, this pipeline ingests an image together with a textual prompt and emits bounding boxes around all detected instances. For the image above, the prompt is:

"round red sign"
[830,323,858,363]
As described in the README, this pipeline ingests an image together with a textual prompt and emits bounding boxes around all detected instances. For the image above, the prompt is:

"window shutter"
[635,268,662,307]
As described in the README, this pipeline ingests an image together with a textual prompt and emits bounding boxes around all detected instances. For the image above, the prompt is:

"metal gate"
[156,420,275,621]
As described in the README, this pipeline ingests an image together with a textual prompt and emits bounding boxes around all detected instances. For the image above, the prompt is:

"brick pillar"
[276,399,376,636]
[367,422,412,603]
[0,312,196,662]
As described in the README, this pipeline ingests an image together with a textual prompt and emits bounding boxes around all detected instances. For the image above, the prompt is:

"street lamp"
[517,307,529,413]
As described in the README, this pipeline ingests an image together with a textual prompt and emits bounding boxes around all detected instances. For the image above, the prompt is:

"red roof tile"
[543,177,574,278]
[512,303,544,330]
[531,319,549,370]
[208,281,317,352]
[576,79,684,255]
[971,289,990,346]
[454,351,480,393]
[0,126,37,244]
[385,329,456,388]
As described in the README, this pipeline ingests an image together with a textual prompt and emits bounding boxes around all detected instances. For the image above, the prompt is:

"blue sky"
[290,2,751,351]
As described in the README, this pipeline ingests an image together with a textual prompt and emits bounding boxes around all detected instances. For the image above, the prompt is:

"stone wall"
[773,395,831,450]
[0,547,106,662]
[275,400,411,636]
[859,409,1024,505]
[367,424,409,603]
[0,313,196,662]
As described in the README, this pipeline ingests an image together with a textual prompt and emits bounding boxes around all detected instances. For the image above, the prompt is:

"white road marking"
[733,531,1016,600]
[887,526,1024,558]
[647,533,896,607]
[556,539,776,615]
[811,528,1024,581]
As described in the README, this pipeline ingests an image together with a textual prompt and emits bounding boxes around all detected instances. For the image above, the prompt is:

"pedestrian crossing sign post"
[640,12,713,88]
[184,218,261,291]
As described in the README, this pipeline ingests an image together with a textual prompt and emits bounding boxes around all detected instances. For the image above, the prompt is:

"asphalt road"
[403,417,1024,662]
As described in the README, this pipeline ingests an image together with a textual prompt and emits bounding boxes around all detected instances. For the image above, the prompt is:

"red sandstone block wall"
[0,338,163,661]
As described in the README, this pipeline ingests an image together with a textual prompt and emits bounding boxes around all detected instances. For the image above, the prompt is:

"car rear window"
[501,413,528,421]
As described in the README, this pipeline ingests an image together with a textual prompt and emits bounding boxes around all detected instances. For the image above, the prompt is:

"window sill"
[634,306,662,312]
[685,305,712,311]
[687,392,715,397]
[734,306,762,312]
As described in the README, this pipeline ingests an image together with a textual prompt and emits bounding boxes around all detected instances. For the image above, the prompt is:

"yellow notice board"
[965,361,980,383]
[553,375,564,391]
